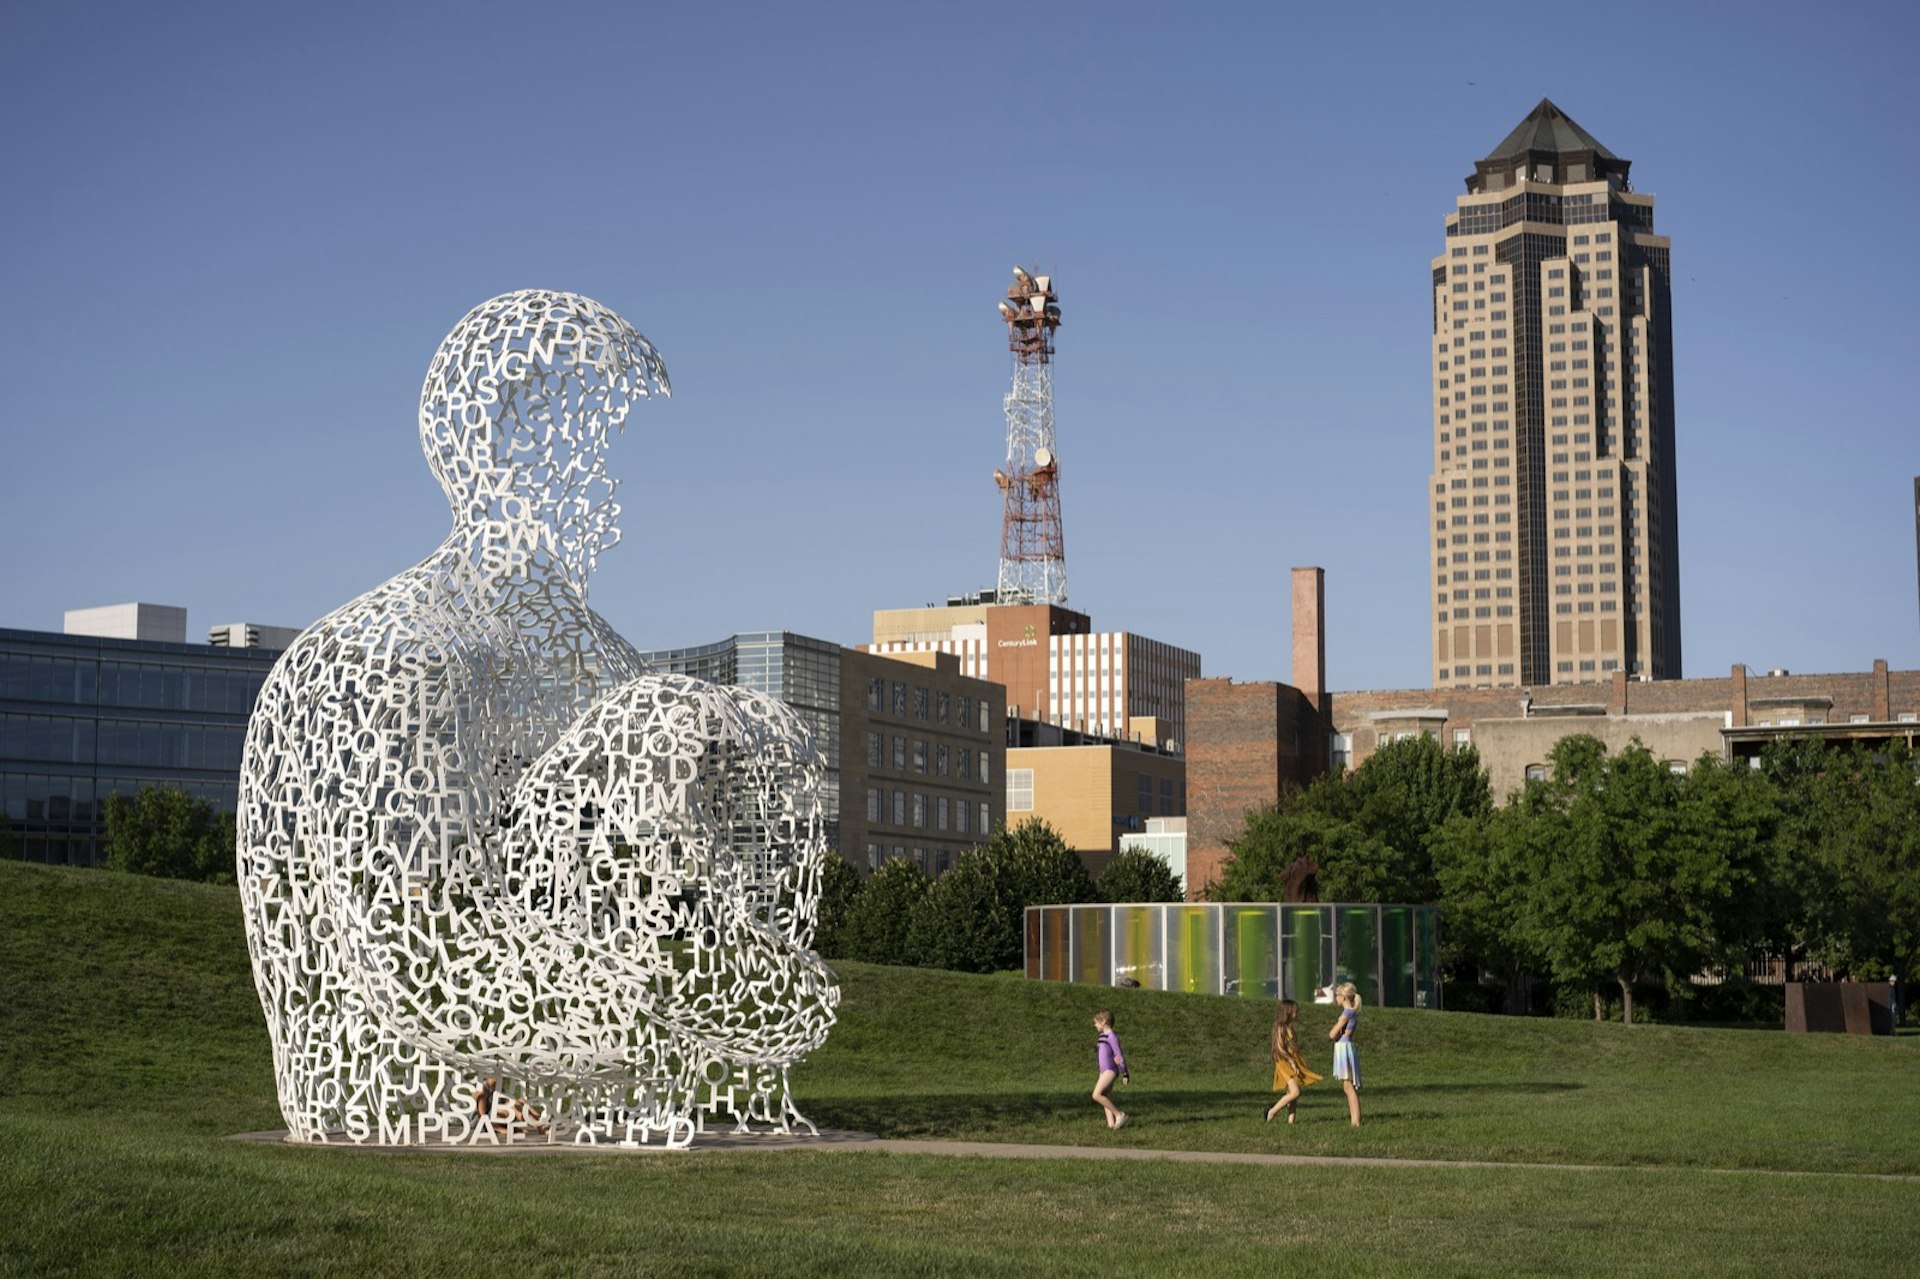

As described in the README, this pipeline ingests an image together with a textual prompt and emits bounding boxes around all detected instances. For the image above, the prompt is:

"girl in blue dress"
[1328,982,1362,1127]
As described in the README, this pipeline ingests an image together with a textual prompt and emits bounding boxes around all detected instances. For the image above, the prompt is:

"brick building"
[1183,568,1329,894]
[869,597,1200,752]
[1182,570,1920,897]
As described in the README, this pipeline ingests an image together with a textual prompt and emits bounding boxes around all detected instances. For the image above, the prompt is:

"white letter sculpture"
[238,290,838,1148]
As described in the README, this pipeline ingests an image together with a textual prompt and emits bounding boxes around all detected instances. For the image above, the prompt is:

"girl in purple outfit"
[1091,1008,1129,1129]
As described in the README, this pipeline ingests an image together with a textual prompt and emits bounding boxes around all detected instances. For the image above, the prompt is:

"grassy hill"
[3,861,1917,1277]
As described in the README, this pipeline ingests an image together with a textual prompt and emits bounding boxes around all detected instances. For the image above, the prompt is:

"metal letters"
[237,290,838,1147]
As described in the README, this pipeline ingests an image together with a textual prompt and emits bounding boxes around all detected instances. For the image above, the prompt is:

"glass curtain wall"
[1026,903,1440,1009]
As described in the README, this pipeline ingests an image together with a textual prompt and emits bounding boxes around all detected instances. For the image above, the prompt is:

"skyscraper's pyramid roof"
[1484,98,1617,162]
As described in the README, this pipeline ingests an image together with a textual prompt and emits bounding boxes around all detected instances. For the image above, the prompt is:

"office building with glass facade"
[638,631,1006,875]
[640,631,845,845]
[1025,901,1441,1009]
[0,627,283,866]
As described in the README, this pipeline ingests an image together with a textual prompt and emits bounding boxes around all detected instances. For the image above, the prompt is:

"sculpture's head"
[419,290,670,585]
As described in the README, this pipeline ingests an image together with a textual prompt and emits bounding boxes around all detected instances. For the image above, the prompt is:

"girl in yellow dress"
[1263,999,1323,1124]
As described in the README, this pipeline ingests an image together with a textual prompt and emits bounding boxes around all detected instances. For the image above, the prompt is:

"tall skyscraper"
[1430,99,1681,689]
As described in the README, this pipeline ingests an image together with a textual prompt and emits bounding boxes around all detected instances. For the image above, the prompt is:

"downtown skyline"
[2,1,1915,692]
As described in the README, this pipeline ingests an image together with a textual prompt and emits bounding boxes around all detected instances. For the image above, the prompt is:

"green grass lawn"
[3,861,1917,1277]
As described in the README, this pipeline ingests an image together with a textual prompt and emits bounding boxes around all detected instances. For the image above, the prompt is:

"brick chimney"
[1291,566,1326,727]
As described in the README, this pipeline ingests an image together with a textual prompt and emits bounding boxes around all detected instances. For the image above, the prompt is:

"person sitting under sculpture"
[470,1077,548,1135]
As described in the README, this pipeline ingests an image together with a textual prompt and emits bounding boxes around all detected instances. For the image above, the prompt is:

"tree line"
[1211,733,1920,1023]
[81,786,1185,977]
[817,819,1184,973]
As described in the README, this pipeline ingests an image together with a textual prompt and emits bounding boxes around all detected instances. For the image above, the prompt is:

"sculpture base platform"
[228,1127,877,1155]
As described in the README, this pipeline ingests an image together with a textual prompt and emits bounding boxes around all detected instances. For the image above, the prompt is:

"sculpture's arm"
[317,670,835,1082]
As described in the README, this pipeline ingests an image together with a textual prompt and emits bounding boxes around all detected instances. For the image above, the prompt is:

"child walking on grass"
[1263,999,1323,1124]
[1091,1009,1129,1129]
[1329,981,1362,1127]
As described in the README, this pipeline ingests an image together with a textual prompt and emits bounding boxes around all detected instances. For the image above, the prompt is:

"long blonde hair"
[1270,999,1300,1061]
[1335,982,1362,1009]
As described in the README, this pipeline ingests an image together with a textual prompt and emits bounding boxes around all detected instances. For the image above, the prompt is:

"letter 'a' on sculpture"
[237,290,840,1148]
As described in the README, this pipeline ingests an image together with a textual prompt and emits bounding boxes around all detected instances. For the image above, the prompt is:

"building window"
[867,731,884,768]
[980,802,991,834]
[937,744,950,777]
[1452,728,1470,747]
[893,790,906,826]
[980,754,991,785]
[912,794,926,828]
[956,801,970,834]
[892,736,906,769]
[1008,768,1034,812]
[913,687,930,720]
[1331,733,1352,771]
[866,788,883,823]
[1137,773,1153,814]
[913,740,928,774]
[892,682,907,715]
[937,692,950,724]
[1159,776,1174,815]
[957,697,971,730]
[1524,764,1547,783]
[867,678,885,712]
[957,747,971,781]
[937,796,950,830]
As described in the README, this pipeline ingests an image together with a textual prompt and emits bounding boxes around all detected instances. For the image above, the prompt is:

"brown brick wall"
[1183,677,1325,899]
[1329,661,1920,798]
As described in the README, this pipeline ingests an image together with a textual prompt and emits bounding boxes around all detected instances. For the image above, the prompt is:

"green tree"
[1794,743,1920,991]
[990,818,1097,910]
[902,820,1096,974]
[1209,735,1489,904]
[906,849,1020,973]
[840,857,927,967]
[811,853,865,960]
[102,786,236,883]
[1676,751,1785,983]
[1330,734,1492,903]
[1211,799,1382,902]
[1097,846,1184,903]
[1431,805,1548,1014]
[1527,737,1745,1023]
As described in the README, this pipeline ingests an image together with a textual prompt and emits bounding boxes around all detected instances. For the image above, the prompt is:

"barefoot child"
[1263,999,1323,1124]
[1329,981,1362,1127]
[1091,1009,1129,1129]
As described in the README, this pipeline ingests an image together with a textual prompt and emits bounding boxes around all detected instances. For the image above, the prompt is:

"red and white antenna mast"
[993,266,1066,605]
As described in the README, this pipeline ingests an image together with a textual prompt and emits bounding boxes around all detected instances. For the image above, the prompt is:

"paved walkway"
[229,1129,1918,1182]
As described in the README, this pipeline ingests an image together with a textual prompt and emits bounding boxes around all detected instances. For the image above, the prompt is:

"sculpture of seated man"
[237,290,838,1146]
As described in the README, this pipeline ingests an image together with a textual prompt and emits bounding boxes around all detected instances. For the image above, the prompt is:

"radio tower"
[993,266,1066,605]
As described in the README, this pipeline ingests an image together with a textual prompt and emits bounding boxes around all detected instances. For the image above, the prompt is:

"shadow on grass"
[812,1081,1586,1138]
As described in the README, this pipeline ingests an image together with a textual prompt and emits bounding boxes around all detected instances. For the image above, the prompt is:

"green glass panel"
[1338,907,1380,1003]
[1113,905,1160,990]
[1285,907,1327,1004]
[1168,906,1218,995]
[1230,907,1277,999]
[1072,906,1110,986]
[1382,907,1414,1007]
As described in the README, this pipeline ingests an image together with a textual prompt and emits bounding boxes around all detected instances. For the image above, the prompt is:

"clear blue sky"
[3,0,1915,690]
